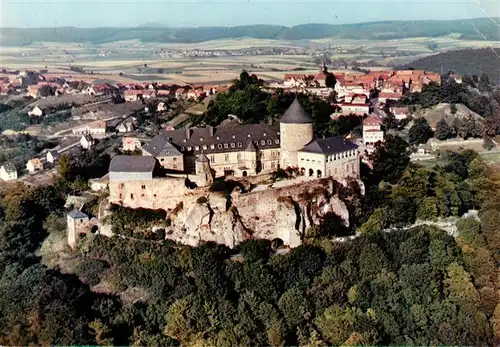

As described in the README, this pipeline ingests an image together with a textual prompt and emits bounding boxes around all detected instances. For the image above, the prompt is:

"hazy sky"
[2,0,499,27]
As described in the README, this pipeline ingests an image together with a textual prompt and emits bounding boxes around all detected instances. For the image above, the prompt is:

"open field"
[2,34,500,85]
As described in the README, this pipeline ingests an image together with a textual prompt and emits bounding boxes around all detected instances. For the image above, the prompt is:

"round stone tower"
[280,97,314,168]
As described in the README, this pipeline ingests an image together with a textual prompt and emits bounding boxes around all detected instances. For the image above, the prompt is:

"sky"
[1,0,499,27]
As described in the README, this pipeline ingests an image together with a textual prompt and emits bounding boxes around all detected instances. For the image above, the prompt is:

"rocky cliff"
[167,177,356,248]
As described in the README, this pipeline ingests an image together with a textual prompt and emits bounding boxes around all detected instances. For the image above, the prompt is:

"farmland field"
[1,34,499,85]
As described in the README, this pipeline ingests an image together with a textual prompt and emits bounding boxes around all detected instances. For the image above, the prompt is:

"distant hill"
[402,48,500,84]
[414,103,484,129]
[1,18,499,45]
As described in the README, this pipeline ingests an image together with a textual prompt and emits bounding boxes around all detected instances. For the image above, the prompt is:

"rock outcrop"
[168,177,354,248]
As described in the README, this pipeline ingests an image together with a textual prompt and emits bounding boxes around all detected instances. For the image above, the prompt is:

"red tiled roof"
[363,116,381,126]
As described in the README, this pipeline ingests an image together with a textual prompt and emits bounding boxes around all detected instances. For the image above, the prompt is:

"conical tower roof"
[280,98,313,124]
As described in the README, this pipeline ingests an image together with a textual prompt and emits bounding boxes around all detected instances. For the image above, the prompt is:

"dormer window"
[200,137,204,142]
[231,143,235,148]
[187,146,192,151]
[267,140,272,145]
[261,140,265,145]
[232,135,236,139]
[247,134,251,137]
[224,143,228,148]
[237,142,242,147]
[183,139,186,142]
[181,146,185,151]
[195,146,199,151]
[263,133,266,137]
[203,145,207,150]
[210,144,215,149]
[218,144,222,149]
[275,139,280,144]
[216,136,220,140]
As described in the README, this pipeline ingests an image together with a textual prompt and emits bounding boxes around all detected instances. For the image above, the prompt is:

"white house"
[117,121,134,133]
[340,103,370,116]
[363,115,384,146]
[46,150,60,164]
[0,162,18,181]
[80,134,94,150]
[26,158,43,173]
[28,105,44,117]
[157,102,167,112]
[122,137,142,152]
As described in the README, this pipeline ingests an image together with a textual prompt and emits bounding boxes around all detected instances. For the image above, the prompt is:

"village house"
[73,121,107,136]
[344,93,368,104]
[175,88,187,99]
[46,150,60,164]
[27,85,42,98]
[0,162,18,181]
[339,103,370,116]
[157,102,167,112]
[378,92,403,104]
[124,90,143,102]
[26,158,43,173]
[283,74,310,88]
[142,90,156,99]
[117,121,134,133]
[122,137,142,152]
[80,134,94,150]
[156,90,170,97]
[390,106,410,120]
[28,105,44,117]
[363,115,384,146]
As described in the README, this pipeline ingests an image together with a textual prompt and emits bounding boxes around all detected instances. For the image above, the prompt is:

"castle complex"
[108,98,360,210]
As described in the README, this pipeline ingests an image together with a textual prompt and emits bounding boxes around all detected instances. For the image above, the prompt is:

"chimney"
[207,125,214,137]
[267,117,273,126]
[185,128,192,139]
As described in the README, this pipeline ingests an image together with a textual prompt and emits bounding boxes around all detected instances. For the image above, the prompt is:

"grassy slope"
[1,18,499,45]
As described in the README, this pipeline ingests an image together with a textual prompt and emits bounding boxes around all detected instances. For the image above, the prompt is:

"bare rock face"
[168,177,354,249]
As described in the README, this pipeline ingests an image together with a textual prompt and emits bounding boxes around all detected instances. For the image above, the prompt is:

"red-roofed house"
[390,106,410,120]
[124,89,144,102]
[378,92,403,103]
[340,103,370,116]
[284,74,309,88]
[363,115,384,145]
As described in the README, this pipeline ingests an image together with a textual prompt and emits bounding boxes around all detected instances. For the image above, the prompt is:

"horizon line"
[1,16,497,30]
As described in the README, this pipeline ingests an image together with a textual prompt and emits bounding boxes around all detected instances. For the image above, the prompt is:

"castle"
[108,98,360,210]
[137,98,360,180]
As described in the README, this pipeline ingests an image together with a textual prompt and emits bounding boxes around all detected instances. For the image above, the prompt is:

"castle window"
[231,143,235,148]
[261,140,265,145]
[119,193,123,199]
[141,185,146,189]
[224,143,228,148]
[224,154,229,162]
[210,145,215,150]
[141,193,145,198]
[153,194,156,198]
[271,162,275,169]
[275,139,280,144]
[267,140,272,145]
[210,155,215,163]
[203,145,207,150]
[130,194,134,200]
[173,164,177,169]
[119,183,124,189]
[237,153,241,161]
[173,157,177,161]
[237,142,242,147]
[160,158,165,161]
[218,144,222,149]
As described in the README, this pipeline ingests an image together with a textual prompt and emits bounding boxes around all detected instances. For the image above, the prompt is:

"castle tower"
[279,98,314,168]
[195,153,214,187]
[67,209,89,250]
